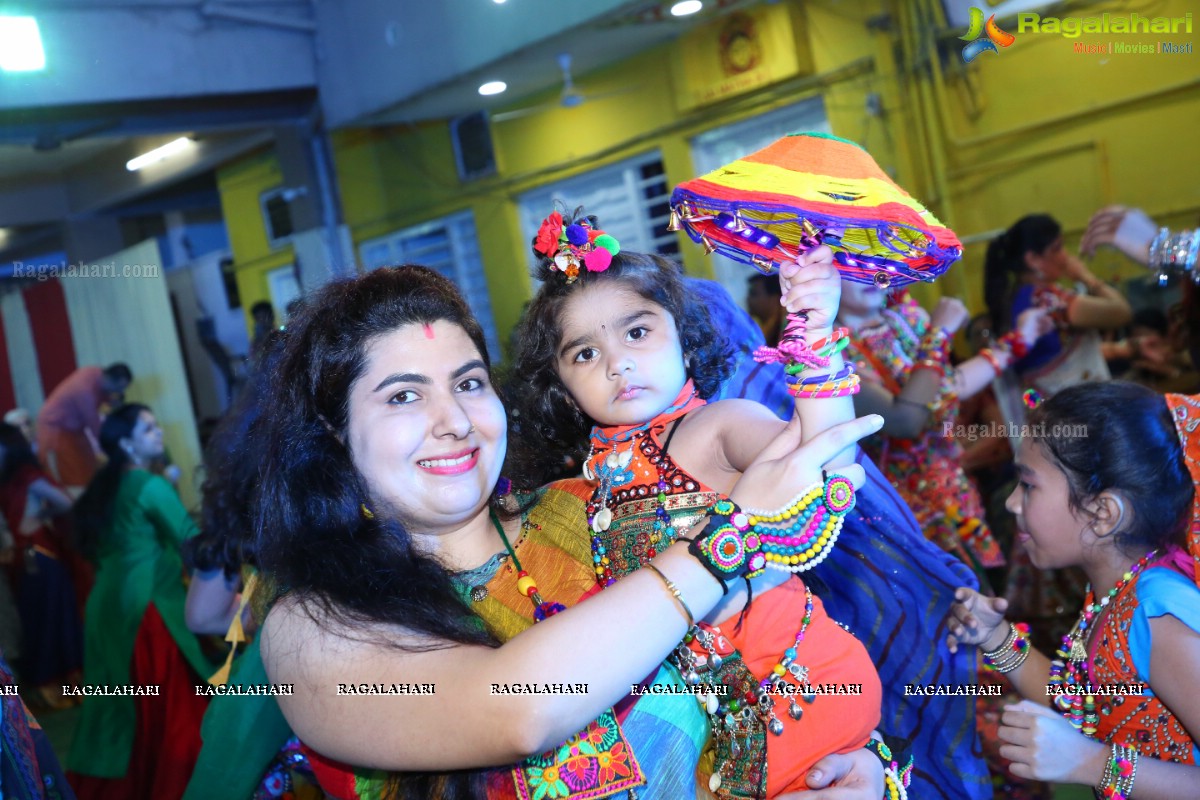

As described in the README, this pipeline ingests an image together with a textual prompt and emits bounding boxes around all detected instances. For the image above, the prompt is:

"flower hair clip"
[533,210,621,284]
[1023,389,1044,410]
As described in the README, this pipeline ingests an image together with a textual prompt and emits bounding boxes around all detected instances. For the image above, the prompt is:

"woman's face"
[345,320,506,534]
[1026,236,1067,280]
[123,410,165,463]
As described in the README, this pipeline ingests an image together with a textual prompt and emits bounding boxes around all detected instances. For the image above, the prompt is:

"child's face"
[838,277,887,317]
[555,283,688,427]
[1006,438,1089,569]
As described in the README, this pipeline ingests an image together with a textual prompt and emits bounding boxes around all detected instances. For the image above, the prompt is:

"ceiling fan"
[490,53,635,123]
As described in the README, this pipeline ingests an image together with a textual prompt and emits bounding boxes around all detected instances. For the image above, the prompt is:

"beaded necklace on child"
[1048,550,1157,736]
[583,389,853,795]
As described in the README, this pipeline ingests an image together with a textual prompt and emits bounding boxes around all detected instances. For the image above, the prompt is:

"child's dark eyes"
[574,347,599,363]
[457,377,485,393]
[626,326,649,342]
[1020,480,1034,491]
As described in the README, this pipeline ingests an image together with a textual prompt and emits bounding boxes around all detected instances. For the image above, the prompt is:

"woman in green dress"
[66,403,215,799]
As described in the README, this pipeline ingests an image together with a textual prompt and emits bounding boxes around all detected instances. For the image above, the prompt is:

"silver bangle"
[1149,227,1200,278]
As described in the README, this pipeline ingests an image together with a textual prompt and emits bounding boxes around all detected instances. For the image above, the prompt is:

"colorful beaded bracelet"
[686,499,766,592]
[744,475,855,573]
[981,622,1030,674]
[998,329,1029,360]
[978,347,1003,374]
[864,738,913,800]
[1097,743,1139,799]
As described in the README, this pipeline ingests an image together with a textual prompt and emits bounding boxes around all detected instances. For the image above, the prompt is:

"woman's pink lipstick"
[417,448,479,475]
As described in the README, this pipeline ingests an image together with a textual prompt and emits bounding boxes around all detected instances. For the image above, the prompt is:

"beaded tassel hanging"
[672,585,818,794]
[588,438,676,588]
[491,512,567,622]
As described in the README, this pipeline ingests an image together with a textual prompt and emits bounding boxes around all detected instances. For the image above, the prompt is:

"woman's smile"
[416,448,479,475]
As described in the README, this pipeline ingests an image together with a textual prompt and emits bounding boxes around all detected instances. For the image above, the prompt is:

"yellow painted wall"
[215,148,296,333]
[220,0,1199,352]
[898,0,1200,313]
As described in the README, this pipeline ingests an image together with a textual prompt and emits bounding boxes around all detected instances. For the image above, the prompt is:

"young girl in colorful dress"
[838,283,1050,585]
[985,214,1133,399]
[948,381,1200,799]
[511,210,884,798]
[510,209,983,798]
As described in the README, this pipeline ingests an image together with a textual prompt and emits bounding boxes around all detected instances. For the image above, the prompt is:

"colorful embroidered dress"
[1083,548,1199,763]
[845,296,1005,573]
[584,383,881,798]
[1010,284,1111,398]
[302,481,710,800]
[1,652,74,800]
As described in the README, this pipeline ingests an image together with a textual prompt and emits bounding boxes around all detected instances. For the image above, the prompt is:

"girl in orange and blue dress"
[508,208,990,799]
[949,381,1200,799]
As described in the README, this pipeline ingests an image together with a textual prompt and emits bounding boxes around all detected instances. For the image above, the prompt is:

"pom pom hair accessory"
[532,210,621,284]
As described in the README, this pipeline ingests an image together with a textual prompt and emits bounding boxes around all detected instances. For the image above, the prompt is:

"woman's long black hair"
[183,330,288,576]
[505,208,733,489]
[254,266,501,646]
[73,403,150,558]
[254,266,512,799]
[984,214,1061,335]
[1028,381,1193,554]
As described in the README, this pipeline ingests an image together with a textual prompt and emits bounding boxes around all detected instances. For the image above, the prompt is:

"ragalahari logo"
[960,7,1015,62]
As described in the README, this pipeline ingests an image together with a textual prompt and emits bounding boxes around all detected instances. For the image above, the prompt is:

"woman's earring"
[361,504,375,520]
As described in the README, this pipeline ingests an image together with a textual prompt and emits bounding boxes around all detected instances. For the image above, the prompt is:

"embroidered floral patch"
[513,709,644,800]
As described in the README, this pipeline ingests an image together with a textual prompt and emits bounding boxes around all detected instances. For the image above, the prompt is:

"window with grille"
[689,98,831,308]
[358,211,500,360]
[260,188,295,248]
[516,150,677,276]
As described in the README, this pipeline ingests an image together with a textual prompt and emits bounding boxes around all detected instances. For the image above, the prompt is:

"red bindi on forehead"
[423,323,435,339]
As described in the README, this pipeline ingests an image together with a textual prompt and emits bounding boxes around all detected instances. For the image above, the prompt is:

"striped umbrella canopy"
[670,132,961,288]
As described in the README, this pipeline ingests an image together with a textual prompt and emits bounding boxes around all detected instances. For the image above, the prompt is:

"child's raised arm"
[778,245,857,470]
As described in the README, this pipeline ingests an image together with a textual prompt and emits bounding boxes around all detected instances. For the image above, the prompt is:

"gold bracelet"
[646,564,695,628]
